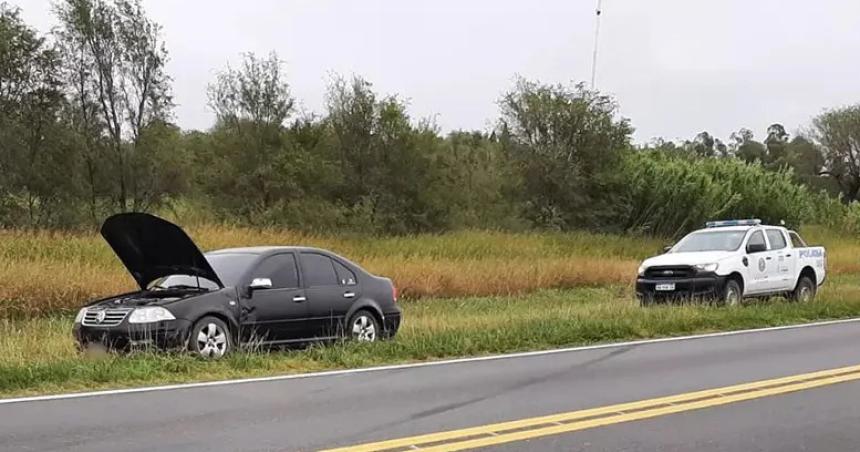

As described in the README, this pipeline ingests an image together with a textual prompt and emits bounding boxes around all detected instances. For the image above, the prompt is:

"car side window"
[301,253,338,287]
[789,231,807,248]
[765,229,787,250]
[333,260,357,286]
[748,230,766,250]
[253,254,299,289]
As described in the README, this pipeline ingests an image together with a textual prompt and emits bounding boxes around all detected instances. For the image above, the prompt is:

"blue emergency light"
[705,219,762,228]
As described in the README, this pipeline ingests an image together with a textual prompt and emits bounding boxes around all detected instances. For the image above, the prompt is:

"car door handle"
[785,254,792,257]
[343,292,355,299]
[766,257,772,260]
[292,296,307,302]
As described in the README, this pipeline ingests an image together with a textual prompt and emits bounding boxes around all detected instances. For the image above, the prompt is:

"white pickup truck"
[636,219,826,306]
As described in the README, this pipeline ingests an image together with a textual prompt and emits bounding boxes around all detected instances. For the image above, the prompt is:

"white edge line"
[3,317,859,405]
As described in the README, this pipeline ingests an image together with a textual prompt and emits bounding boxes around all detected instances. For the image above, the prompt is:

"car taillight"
[392,284,398,303]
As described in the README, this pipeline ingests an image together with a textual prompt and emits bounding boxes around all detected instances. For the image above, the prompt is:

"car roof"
[205,246,332,255]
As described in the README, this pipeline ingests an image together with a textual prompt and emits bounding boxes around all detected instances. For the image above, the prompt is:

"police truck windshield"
[673,230,747,253]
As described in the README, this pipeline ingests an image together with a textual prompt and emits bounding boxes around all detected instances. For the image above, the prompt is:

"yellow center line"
[321,364,860,452]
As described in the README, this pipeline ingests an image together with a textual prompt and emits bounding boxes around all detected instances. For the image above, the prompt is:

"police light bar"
[705,219,762,228]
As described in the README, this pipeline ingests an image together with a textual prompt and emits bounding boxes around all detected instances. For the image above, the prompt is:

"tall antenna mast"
[590,0,602,89]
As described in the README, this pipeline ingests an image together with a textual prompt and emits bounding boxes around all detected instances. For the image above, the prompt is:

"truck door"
[765,229,794,291]
[745,230,769,294]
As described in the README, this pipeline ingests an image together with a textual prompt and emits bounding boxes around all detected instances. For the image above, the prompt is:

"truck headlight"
[694,263,719,273]
[74,308,87,324]
[638,264,647,276]
[128,307,176,324]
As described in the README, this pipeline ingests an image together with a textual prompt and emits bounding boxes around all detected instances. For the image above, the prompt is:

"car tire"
[721,280,742,307]
[790,276,816,303]
[348,310,380,343]
[189,316,232,359]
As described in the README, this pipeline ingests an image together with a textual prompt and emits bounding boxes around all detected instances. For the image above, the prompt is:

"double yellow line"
[323,364,860,451]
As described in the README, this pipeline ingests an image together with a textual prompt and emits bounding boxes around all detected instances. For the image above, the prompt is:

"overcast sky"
[13,0,860,143]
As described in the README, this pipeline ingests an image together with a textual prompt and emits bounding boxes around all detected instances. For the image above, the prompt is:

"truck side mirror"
[663,245,672,253]
[746,243,767,254]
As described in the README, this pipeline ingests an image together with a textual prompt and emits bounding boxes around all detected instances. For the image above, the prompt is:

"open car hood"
[100,213,223,290]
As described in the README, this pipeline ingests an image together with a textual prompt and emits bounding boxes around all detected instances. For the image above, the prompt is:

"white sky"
[12,0,860,143]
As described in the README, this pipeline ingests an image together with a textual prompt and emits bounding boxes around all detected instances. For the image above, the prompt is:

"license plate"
[655,283,675,291]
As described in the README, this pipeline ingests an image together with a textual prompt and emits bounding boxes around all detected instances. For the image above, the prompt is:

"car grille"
[81,308,133,327]
[644,265,695,279]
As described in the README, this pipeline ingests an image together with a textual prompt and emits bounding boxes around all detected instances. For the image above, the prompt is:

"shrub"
[619,151,814,236]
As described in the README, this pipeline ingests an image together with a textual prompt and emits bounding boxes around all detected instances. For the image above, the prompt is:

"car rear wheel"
[721,280,742,307]
[791,276,816,303]
[189,316,232,358]
[348,310,379,342]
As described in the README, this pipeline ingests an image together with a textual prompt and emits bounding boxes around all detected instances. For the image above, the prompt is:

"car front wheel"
[721,280,742,306]
[189,316,232,358]
[348,310,380,342]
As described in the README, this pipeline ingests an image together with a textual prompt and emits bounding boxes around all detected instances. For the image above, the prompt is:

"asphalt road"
[3,320,860,452]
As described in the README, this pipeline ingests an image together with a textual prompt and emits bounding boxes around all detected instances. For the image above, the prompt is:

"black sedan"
[74,213,401,358]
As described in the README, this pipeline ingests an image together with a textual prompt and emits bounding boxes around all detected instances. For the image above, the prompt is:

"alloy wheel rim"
[352,316,377,342]
[196,323,228,358]
[726,287,740,306]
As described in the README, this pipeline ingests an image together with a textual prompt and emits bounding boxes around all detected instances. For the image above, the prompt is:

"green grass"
[3,276,860,398]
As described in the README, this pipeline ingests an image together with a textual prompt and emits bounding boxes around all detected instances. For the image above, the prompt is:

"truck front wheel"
[721,280,742,306]
[791,276,816,303]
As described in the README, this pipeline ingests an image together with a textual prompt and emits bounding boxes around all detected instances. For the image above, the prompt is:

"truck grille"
[644,265,695,279]
[81,308,133,327]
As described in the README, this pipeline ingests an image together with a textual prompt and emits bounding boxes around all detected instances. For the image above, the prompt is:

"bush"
[619,151,814,236]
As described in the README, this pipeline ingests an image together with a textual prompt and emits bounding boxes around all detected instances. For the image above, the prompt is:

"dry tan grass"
[0,225,856,318]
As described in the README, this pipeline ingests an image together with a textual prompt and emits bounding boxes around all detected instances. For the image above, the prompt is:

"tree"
[498,78,633,229]
[812,105,860,202]
[325,74,450,233]
[730,128,768,163]
[207,52,294,132]
[54,0,174,212]
[765,123,790,163]
[0,3,79,227]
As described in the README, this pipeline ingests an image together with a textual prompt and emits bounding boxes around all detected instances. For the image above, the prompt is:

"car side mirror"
[249,278,273,291]
[746,243,767,254]
[663,245,672,253]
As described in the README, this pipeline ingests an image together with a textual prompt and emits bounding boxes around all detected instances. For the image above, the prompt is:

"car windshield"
[150,253,257,290]
[672,230,747,253]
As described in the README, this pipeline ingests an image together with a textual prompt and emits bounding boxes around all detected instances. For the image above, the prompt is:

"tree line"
[2,1,859,235]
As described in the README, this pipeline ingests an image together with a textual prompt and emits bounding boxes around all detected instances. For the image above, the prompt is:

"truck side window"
[748,230,766,250]
[789,231,807,248]
[765,229,787,250]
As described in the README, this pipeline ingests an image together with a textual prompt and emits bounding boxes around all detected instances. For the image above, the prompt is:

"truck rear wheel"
[791,276,816,303]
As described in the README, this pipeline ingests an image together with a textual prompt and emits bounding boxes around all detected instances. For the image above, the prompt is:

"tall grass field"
[0,225,859,397]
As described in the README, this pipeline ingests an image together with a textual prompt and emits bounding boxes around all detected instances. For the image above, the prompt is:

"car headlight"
[74,308,87,324]
[638,264,647,276]
[694,263,719,273]
[128,307,176,324]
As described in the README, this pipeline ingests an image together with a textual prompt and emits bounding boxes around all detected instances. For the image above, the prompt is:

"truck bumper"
[636,273,729,302]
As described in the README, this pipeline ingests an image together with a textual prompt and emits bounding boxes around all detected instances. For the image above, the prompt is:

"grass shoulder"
[3,279,860,398]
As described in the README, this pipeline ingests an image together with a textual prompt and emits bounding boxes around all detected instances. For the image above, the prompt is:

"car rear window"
[301,253,338,287]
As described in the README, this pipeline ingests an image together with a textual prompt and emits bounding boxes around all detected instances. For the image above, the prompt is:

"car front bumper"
[73,319,193,351]
[636,273,728,301]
